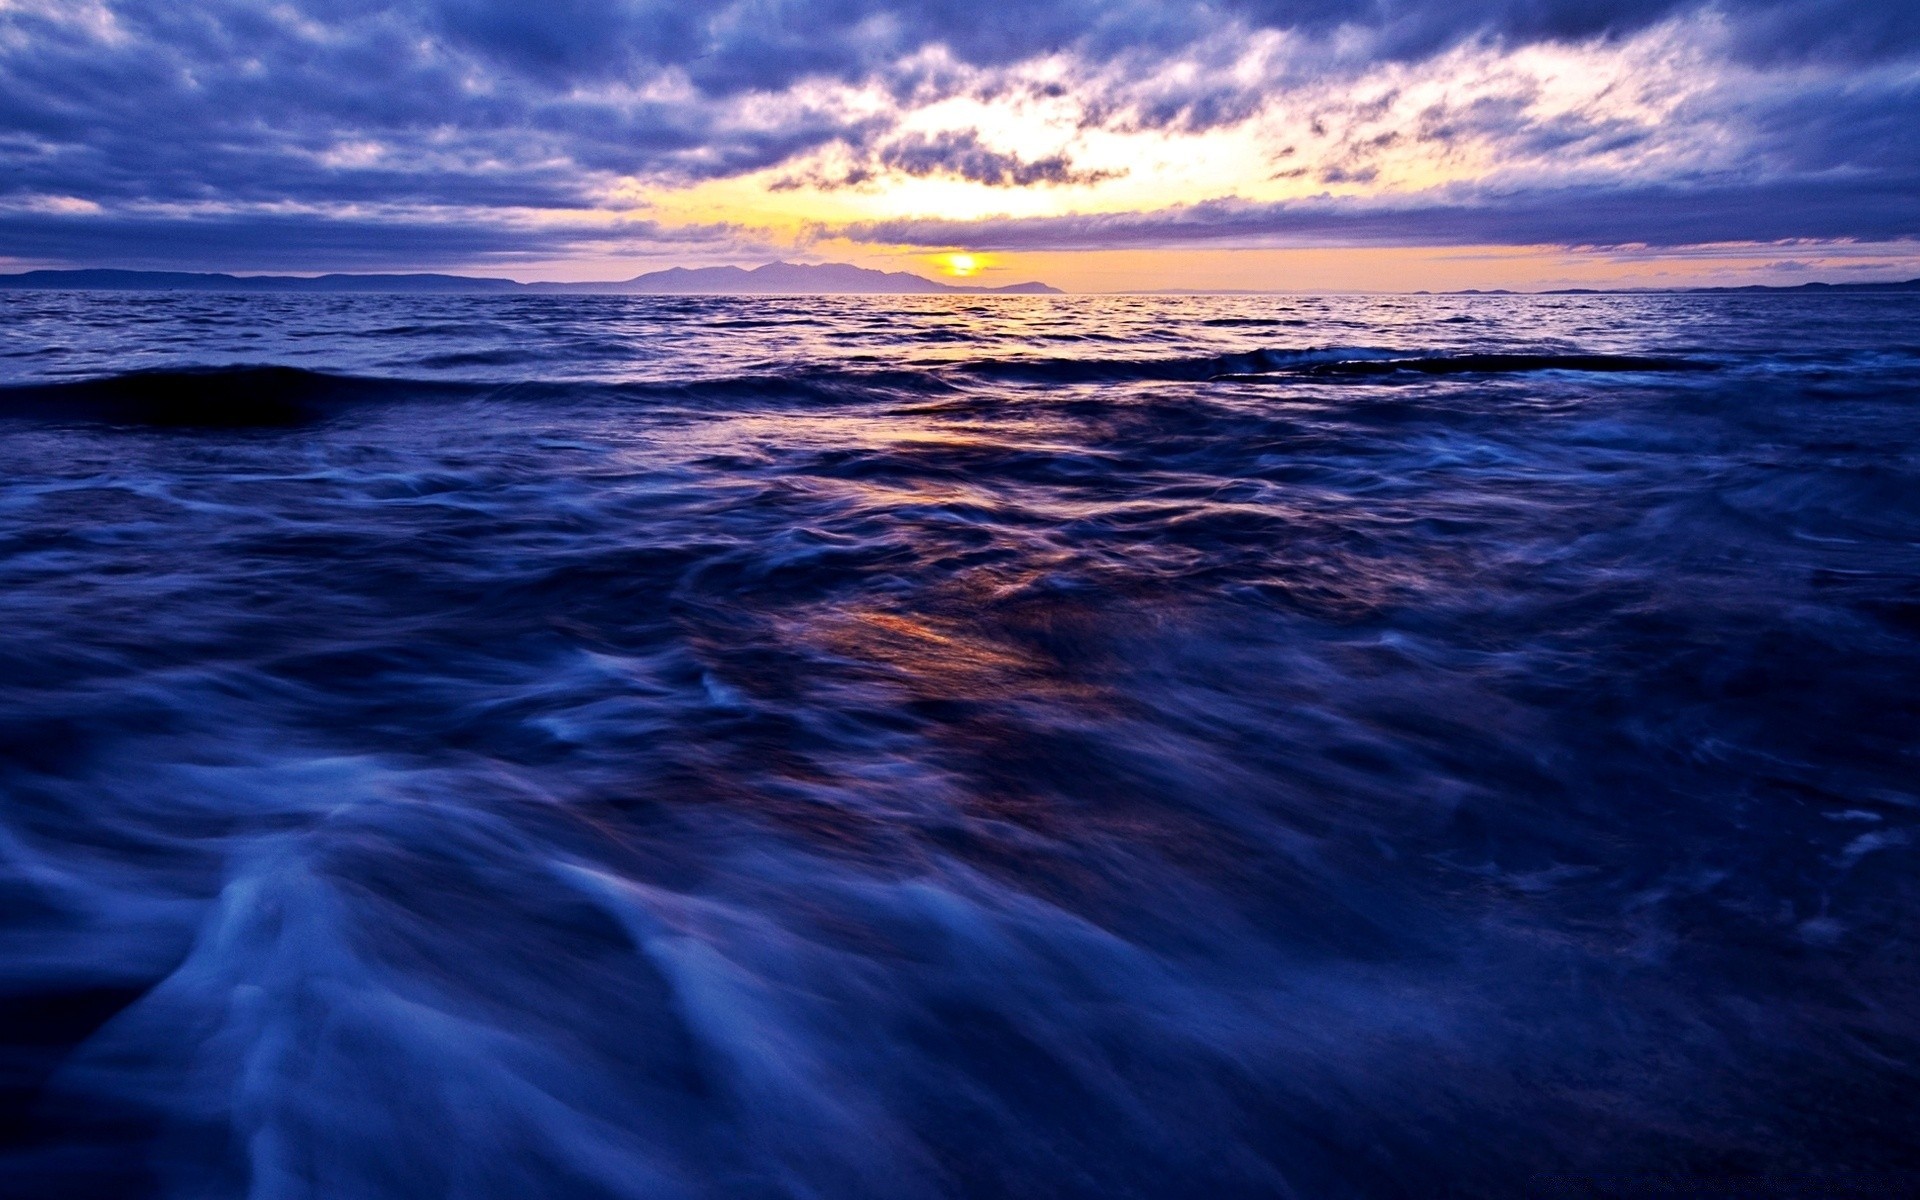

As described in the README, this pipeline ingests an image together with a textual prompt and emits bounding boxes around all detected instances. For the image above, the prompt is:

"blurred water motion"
[0,292,1917,1196]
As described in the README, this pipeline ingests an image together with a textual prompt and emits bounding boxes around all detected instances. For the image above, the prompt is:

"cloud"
[873,130,1119,187]
[0,206,748,272]
[834,176,1920,250]
[0,0,1915,269]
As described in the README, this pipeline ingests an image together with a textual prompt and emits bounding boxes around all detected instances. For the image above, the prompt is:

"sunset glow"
[0,2,1915,286]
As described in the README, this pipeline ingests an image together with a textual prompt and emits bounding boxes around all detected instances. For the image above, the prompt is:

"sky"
[2,0,1917,290]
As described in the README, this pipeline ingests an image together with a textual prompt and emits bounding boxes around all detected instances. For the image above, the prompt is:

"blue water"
[1,292,1916,1197]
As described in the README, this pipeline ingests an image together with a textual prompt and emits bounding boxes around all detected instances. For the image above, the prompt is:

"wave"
[0,363,964,426]
[954,347,1711,385]
[0,365,476,427]
[951,346,1380,384]
[1278,351,1713,378]
[0,349,1717,428]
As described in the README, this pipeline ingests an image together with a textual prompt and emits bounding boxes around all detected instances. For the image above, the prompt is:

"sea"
[0,290,1916,1197]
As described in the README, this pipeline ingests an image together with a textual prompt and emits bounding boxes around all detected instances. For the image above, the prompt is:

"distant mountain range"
[564,262,1061,295]
[1678,278,1919,294]
[1437,279,1920,295]
[0,261,1061,295]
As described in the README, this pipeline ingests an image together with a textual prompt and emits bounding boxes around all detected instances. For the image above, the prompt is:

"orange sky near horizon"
[493,241,1920,293]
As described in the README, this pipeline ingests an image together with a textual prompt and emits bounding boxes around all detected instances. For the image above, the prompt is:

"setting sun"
[940,252,981,277]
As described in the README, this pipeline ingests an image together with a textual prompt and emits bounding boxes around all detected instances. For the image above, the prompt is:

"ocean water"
[0,291,1916,1197]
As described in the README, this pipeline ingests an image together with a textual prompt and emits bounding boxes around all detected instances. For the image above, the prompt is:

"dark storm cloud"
[0,209,745,273]
[419,0,1920,94]
[0,1,851,209]
[1236,0,1919,64]
[0,211,580,271]
[718,2,1907,89]
[875,131,1119,188]
[0,0,1916,267]
[836,176,1920,251]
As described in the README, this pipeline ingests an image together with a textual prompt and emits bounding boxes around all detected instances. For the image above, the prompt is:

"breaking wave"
[0,348,1715,428]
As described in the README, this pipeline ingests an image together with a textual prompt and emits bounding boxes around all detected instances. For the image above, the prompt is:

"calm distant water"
[1,291,1917,1197]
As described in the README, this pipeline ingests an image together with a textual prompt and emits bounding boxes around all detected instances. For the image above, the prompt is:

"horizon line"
[3,263,1919,298]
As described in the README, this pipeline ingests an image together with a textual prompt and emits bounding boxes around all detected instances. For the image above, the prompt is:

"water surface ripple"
[1,292,1917,1197]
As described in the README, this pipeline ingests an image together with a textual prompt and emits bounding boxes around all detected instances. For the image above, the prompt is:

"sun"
[940,252,982,277]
